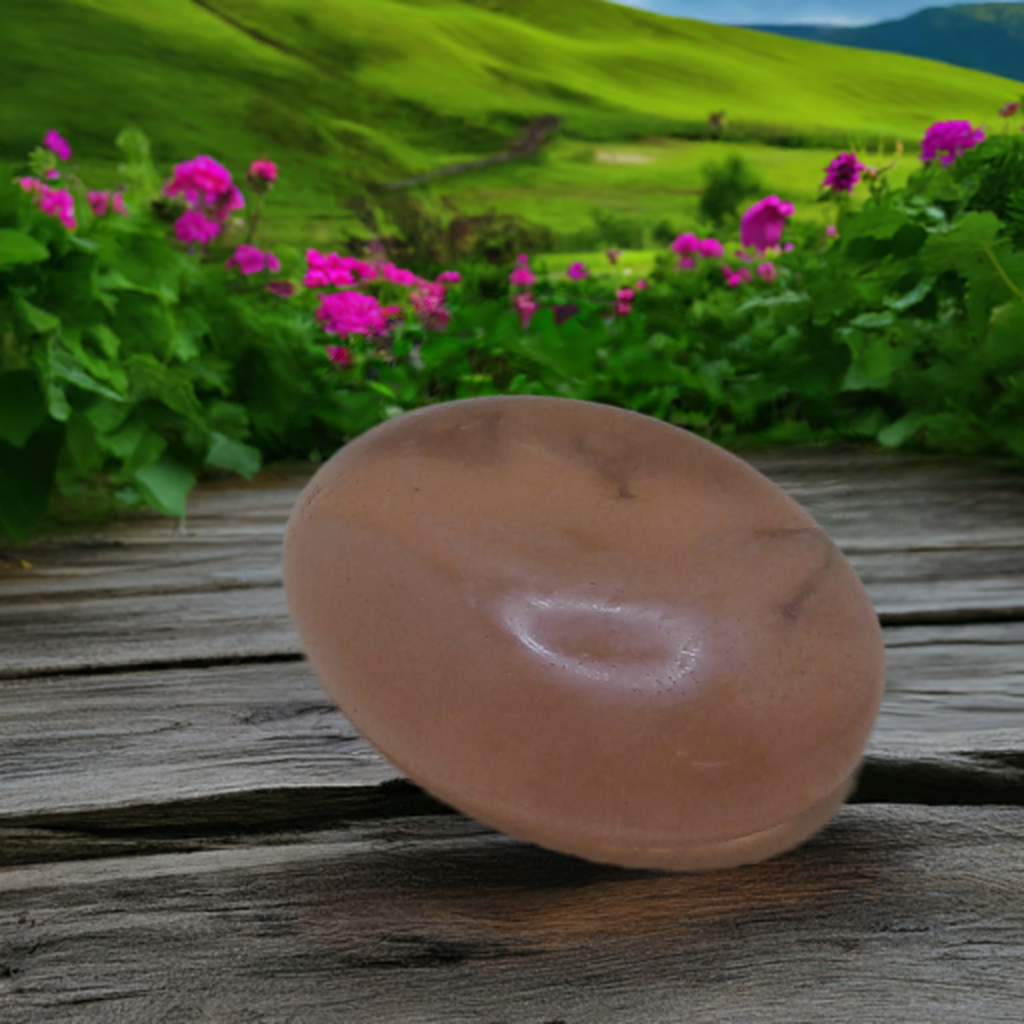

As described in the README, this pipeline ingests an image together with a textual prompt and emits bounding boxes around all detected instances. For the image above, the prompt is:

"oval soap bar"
[283,396,886,871]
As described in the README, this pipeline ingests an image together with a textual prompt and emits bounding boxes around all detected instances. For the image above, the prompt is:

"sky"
[607,0,1003,27]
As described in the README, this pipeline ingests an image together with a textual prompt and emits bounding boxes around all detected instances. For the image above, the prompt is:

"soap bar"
[282,396,885,871]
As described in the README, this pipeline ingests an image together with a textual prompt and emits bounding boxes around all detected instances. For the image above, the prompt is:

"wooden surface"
[2,446,1024,1022]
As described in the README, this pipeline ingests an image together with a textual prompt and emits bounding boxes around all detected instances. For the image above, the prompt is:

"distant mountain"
[746,3,1024,84]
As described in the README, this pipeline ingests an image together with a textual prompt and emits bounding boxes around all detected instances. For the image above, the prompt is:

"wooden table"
[2,447,1023,1022]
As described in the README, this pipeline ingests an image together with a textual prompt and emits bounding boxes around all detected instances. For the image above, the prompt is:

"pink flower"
[671,233,699,257]
[782,242,795,252]
[740,195,795,254]
[436,270,461,283]
[920,120,986,166]
[696,238,724,258]
[248,158,278,184]
[226,244,280,275]
[509,265,537,287]
[615,302,632,316]
[210,185,245,222]
[826,224,838,238]
[88,190,110,216]
[515,253,530,266]
[164,155,235,206]
[317,291,400,339]
[304,250,379,288]
[733,249,751,261]
[267,280,297,298]
[999,102,1020,118]
[616,287,635,302]
[174,210,221,245]
[44,130,71,161]
[112,193,128,216]
[411,287,451,331]
[513,292,537,329]
[606,248,621,265]
[380,262,424,287]
[567,261,589,280]
[326,346,352,366]
[757,262,777,282]
[21,179,76,230]
[634,279,647,290]
[44,169,60,181]
[822,152,865,193]
[678,256,696,270]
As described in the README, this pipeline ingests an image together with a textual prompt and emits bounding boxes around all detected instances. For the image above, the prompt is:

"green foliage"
[698,155,764,229]
[7,124,1024,541]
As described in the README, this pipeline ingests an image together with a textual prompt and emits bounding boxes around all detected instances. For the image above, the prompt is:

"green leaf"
[133,455,196,518]
[0,424,64,540]
[877,411,928,448]
[839,329,913,391]
[849,311,897,329]
[887,276,937,312]
[0,370,48,447]
[0,229,49,268]
[205,432,261,479]
[14,296,60,334]
[50,348,126,401]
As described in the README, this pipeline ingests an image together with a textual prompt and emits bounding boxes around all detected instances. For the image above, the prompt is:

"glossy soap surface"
[283,396,886,871]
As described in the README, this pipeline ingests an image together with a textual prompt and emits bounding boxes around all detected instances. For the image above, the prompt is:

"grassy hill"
[2,0,1021,250]
[747,3,1024,85]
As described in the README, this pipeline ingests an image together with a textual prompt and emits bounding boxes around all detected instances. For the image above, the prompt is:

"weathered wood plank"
[1,805,1022,1023]
[3,625,1023,843]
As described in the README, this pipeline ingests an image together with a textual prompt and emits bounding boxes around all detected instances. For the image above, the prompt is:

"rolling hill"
[2,0,1021,248]
[747,3,1024,84]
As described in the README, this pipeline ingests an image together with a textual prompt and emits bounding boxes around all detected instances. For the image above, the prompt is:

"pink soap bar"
[283,396,886,871]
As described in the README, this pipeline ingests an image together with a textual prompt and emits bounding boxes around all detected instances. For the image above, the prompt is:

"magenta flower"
[678,256,696,270]
[112,193,128,216]
[304,250,379,288]
[616,287,635,302]
[782,242,795,252]
[436,270,461,284]
[513,292,537,329]
[671,233,699,257]
[210,185,245,223]
[267,280,297,298]
[410,286,451,331]
[317,291,400,339]
[635,279,647,290]
[174,210,221,245]
[757,262,777,282]
[226,244,280,275]
[380,262,424,287]
[20,178,76,230]
[826,224,838,238]
[326,345,351,366]
[44,130,72,161]
[696,238,724,258]
[44,169,60,181]
[724,267,752,288]
[567,261,589,280]
[509,264,540,288]
[740,196,795,254]
[822,152,865,193]
[164,155,235,206]
[920,120,986,166]
[88,190,110,216]
[248,158,278,184]
[733,249,751,262]
[1000,102,1020,118]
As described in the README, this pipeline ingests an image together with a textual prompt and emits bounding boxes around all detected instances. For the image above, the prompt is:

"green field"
[3,0,1020,251]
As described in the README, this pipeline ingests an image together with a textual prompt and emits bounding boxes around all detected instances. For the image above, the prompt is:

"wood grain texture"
[2,805,1023,1024]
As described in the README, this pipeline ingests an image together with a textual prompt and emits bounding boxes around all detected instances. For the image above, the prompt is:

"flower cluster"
[567,261,589,280]
[509,253,537,288]
[316,290,402,341]
[226,244,281,275]
[18,176,76,230]
[87,190,129,217]
[920,120,986,166]
[822,152,865,194]
[671,233,725,270]
[44,129,72,162]
[740,196,795,254]
[247,158,277,189]
[163,155,245,246]
[304,251,379,288]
